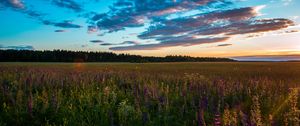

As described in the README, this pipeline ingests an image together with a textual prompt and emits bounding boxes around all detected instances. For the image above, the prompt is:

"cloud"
[89,40,104,43]
[246,34,262,38]
[0,0,44,19]
[274,29,299,35]
[100,43,115,46]
[217,44,232,47]
[110,37,229,50]
[81,44,88,48]
[0,0,85,30]
[52,0,82,12]
[100,41,139,46]
[284,30,299,33]
[54,29,67,32]
[282,0,293,6]
[91,0,232,33]
[43,20,82,28]
[121,41,139,45]
[186,18,293,36]
[89,1,293,51]
[0,0,80,30]
[0,0,25,9]
[90,13,107,21]
[138,6,273,39]
[10,0,24,9]
[96,15,145,32]
[225,18,294,35]
[54,21,82,28]
[0,45,35,50]
[87,25,98,33]
[1,0,296,51]
[290,16,299,20]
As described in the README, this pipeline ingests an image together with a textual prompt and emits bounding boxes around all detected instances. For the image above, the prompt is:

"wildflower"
[104,86,110,96]
[117,99,135,125]
[28,93,33,117]
[250,96,263,126]
[284,88,300,126]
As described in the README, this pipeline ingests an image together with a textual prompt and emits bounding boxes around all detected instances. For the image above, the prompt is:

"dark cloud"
[217,44,232,47]
[226,18,294,35]
[138,6,263,39]
[55,29,67,32]
[0,0,83,30]
[121,41,138,45]
[0,0,25,9]
[52,0,82,12]
[110,37,229,50]
[43,20,82,28]
[91,13,107,21]
[54,21,82,28]
[92,0,231,33]
[188,18,294,36]
[96,15,145,32]
[26,10,44,17]
[87,25,98,33]
[89,40,104,43]
[0,45,35,50]
[0,0,45,20]
[246,34,262,38]
[100,41,138,46]
[100,43,115,46]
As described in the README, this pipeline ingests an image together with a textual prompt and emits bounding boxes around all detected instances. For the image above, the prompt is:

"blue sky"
[0,0,299,58]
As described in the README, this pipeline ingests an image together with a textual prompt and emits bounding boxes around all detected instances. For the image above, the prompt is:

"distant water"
[232,55,300,61]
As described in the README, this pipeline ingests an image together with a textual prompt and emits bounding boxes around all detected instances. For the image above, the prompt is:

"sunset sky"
[0,0,299,59]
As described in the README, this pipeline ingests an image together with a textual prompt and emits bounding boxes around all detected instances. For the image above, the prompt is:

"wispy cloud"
[0,45,35,50]
[217,44,232,47]
[282,0,293,6]
[110,37,229,50]
[89,40,104,43]
[100,43,114,46]
[54,29,68,32]
[52,0,83,12]
[0,0,83,29]
[100,41,139,46]
[284,30,299,33]
[43,20,82,28]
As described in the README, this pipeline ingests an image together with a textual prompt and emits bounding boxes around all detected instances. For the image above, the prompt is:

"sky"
[0,0,300,60]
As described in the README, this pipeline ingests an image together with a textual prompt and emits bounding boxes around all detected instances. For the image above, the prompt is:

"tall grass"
[0,62,299,125]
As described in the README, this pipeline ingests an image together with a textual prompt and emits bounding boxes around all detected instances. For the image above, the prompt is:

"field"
[0,62,300,126]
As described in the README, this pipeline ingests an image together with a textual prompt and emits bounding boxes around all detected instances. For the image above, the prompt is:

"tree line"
[0,50,235,62]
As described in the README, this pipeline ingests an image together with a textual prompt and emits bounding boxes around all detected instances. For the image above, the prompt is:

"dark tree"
[0,50,235,62]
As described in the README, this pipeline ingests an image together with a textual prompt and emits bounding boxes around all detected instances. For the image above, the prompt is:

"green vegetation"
[0,62,299,126]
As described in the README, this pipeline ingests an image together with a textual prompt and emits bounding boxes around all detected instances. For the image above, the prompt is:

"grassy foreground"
[0,62,300,126]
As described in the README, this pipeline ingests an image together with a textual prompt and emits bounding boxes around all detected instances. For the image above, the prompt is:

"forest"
[0,50,235,62]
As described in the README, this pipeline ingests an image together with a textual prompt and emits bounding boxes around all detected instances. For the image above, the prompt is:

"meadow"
[0,62,299,126]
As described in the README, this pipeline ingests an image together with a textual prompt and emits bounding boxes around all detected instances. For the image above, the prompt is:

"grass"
[0,62,300,126]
